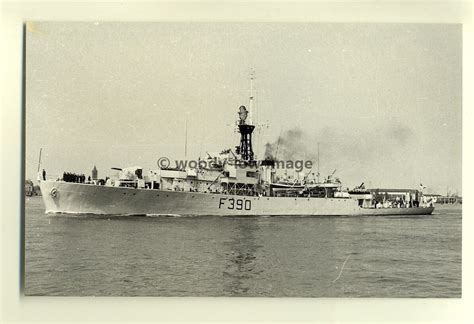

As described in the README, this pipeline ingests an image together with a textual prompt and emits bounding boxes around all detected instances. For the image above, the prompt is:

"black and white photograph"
[22,21,463,298]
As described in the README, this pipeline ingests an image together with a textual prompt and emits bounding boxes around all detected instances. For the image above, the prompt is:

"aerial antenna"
[275,127,283,160]
[248,71,269,159]
[37,148,42,173]
[184,118,188,160]
[317,142,320,183]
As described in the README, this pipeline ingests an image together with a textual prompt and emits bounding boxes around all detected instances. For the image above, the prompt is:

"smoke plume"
[264,128,315,161]
[261,123,419,188]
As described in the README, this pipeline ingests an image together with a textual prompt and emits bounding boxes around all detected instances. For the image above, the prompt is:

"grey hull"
[39,181,434,216]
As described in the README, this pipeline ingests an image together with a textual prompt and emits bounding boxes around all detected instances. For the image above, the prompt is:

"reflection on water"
[24,197,462,297]
[222,217,261,295]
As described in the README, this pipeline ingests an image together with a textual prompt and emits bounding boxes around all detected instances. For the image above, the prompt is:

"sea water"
[24,196,461,297]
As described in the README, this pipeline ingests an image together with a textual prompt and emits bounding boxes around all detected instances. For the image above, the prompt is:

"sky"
[26,22,462,195]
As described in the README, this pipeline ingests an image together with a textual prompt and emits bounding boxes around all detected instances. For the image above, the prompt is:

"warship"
[38,75,434,217]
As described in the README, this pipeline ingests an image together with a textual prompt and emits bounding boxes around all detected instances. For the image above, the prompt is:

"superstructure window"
[246,171,257,178]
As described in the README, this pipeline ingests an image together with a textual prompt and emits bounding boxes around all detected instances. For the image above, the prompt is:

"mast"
[248,69,255,125]
[237,106,255,161]
[235,72,256,162]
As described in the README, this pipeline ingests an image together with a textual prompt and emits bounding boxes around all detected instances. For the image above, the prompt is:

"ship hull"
[39,181,434,216]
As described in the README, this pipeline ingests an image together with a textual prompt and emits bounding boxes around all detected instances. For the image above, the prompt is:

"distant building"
[25,180,34,196]
[25,180,42,196]
[435,195,462,204]
[92,165,98,180]
[423,193,442,203]
[418,193,461,204]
